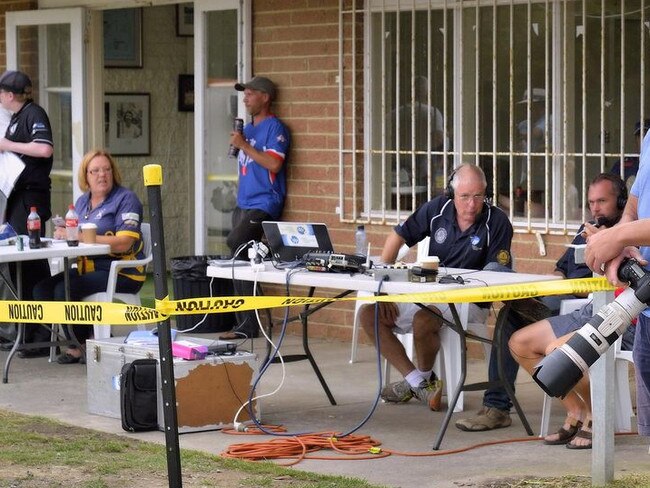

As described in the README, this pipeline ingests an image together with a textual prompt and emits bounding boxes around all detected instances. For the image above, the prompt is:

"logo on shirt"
[8,122,16,136]
[497,249,511,266]
[434,228,447,244]
[122,212,140,228]
[470,235,482,251]
[31,122,46,136]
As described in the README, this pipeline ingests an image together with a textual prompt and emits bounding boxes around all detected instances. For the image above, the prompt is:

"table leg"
[300,295,337,406]
[3,262,22,383]
[430,302,533,450]
[432,303,466,449]
[265,286,345,406]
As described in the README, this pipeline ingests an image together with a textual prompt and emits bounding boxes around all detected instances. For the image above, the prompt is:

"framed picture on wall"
[104,93,150,156]
[104,8,143,68]
[178,74,194,112]
[176,3,194,37]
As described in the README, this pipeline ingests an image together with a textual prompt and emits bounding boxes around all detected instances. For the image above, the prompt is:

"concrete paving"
[1,334,650,487]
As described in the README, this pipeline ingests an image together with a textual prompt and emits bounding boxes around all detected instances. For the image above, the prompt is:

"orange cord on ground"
[220,425,640,466]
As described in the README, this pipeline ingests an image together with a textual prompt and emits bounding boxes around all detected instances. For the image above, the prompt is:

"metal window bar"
[339,0,649,233]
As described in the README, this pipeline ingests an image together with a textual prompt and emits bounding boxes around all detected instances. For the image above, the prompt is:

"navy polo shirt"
[394,195,513,270]
[6,100,53,191]
[554,225,591,279]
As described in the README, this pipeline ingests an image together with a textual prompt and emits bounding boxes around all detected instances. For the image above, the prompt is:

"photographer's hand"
[585,227,623,274]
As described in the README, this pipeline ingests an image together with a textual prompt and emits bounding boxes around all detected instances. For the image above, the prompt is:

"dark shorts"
[547,300,635,351]
[547,302,593,337]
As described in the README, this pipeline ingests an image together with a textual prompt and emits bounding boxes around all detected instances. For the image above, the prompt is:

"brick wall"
[251,1,571,345]
[0,1,37,71]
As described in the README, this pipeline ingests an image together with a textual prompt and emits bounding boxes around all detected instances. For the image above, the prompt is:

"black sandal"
[543,417,583,445]
[566,421,592,450]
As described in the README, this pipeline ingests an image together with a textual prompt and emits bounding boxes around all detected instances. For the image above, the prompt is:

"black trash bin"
[170,255,235,333]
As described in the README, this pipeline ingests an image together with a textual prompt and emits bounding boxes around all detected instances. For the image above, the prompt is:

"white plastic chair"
[349,242,410,364]
[83,223,153,339]
[539,296,635,436]
[349,237,491,412]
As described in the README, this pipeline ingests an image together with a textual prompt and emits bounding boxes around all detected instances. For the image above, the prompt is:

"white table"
[208,261,559,448]
[1,240,111,383]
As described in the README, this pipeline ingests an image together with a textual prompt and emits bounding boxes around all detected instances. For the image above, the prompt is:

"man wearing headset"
[358,163,513,410]
[457,173,629,433]
[539,173,631,316]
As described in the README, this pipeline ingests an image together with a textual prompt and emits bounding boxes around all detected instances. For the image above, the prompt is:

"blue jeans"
[480,262,526,411]
[634,314,650,436]
[483,309,529,411]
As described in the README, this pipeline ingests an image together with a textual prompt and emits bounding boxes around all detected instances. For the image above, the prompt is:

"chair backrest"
[559,297,590,316]
[140,222,152,260]
[416,236,431,262]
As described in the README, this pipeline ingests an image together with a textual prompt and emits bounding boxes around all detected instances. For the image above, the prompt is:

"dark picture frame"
[176,3,194,37]
[103,8,143,68]
[104,93,150,156]
[178,74,195,112]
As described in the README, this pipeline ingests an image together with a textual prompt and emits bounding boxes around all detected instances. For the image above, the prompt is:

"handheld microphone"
[228,118,244,159]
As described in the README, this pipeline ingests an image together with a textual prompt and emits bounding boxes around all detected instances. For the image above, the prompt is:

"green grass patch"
[0,409,384,488]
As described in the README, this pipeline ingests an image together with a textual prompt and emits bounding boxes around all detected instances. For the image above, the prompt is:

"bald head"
[449,164,487,193]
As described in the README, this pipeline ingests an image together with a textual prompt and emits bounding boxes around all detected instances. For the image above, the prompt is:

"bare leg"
[545,335,592,447]
[412,306,443,372]
[360,303,416,377]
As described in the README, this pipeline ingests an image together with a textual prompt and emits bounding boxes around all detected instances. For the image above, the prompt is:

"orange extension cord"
[220,426,639,467]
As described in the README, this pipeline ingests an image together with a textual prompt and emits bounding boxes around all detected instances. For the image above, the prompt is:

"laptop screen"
[262,221,334,262]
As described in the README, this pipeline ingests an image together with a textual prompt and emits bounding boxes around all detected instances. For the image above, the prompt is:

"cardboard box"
[86,337,258,433]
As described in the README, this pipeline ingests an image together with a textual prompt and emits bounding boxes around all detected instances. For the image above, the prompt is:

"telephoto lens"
[532,258,650,398]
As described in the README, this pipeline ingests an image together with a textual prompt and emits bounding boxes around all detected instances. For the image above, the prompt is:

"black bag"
[120,359,158,432]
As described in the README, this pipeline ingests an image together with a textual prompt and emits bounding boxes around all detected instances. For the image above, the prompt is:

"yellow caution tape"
[0,300,167,325]
[0,277,616,326]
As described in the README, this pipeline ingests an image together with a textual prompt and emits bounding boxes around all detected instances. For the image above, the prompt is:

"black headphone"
[444,169,457,200]
[592,173,627,210]
[444,166,494,202]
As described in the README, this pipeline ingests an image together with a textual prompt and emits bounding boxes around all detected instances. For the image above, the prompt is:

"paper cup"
[81,223,98,244]
[419,256,439,271]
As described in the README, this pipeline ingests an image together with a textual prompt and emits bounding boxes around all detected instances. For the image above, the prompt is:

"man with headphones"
[359,163,514,411]
[537,173,629,316]
[456,172,630,436]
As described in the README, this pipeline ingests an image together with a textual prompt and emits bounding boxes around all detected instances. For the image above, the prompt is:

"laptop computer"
[262,221,334,262]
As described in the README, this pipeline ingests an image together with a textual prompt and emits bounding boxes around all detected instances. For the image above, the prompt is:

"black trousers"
[226,207,272,333]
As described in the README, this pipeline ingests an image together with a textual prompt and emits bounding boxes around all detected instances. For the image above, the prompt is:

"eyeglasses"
[457,193,485,202]
[87,167,112,176]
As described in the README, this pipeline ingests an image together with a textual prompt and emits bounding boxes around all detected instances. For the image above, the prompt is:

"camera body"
[532,258,650,398]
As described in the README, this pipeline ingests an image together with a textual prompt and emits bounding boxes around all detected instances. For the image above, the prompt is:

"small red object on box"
[172,341,208,360]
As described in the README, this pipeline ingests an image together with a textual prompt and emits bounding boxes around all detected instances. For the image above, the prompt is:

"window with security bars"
[339,0,650,233]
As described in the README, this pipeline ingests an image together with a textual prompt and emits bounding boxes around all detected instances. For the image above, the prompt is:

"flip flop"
[566,421,592,450]
[543,417,583,445]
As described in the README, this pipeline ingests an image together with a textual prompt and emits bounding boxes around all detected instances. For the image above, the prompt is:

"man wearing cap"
[0,70,54,357]
[221,76,290,339]
[609,119,650,192]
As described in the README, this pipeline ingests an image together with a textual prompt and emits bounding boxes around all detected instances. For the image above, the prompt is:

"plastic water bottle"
[27,206,41,249]
[65,204,79,247]
[355,225,367,256]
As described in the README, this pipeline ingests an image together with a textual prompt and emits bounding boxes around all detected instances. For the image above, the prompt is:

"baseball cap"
[0,70,32,95]
[634,119,650,135]
[516,88,545,104]
[234,76,277,101]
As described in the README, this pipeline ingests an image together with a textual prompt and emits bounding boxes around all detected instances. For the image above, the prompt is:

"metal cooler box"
[86,337,259,433]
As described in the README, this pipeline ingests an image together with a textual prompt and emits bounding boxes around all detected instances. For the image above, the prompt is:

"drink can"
[227,118,244,159]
